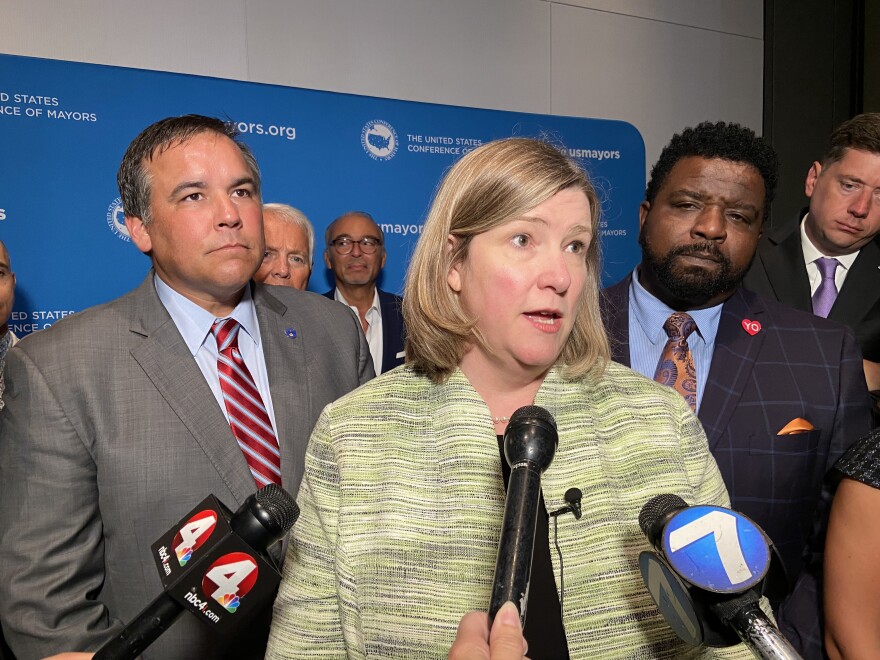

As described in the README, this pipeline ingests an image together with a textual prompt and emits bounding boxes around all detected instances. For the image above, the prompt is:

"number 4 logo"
[202,552,259,613]
[172,510,218,566]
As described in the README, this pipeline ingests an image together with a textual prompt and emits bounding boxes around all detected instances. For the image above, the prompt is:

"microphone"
[487,405,558,628]
[94,485,299,660]
[638,494,802,659]
[563,487,582,519]
[549,487,582,519]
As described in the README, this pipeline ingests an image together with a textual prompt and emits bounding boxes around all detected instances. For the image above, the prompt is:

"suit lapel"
[699,289,765,450]
[601,277,632,367]
[761,222,812,309]
[603,277,765,451]
[378,290,403,373]
[127,276,256,503]
[831,238,880,326]
[254,284,313,490]
[380,294,394,374]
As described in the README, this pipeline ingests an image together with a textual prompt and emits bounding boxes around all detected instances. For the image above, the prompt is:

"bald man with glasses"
[323,211,405,375]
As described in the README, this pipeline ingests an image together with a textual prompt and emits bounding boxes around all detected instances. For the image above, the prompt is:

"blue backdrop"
[0,54,644,337]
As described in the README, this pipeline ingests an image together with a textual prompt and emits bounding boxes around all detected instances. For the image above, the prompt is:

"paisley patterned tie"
[653,312,698,412]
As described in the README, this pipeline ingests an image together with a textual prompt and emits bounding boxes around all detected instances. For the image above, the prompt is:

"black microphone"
[638,494,802,659]
[549,487,582,519]
[563,487,582,519]
[94,484,299,660]
[487,405,558,627]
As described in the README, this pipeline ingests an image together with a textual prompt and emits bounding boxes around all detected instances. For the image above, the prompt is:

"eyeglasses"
[329,237,383,255]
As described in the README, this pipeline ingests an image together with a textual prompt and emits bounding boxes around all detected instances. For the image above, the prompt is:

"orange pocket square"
[777,418,815,435]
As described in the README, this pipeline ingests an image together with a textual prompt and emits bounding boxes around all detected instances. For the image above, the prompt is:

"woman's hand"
[449,601,528,660]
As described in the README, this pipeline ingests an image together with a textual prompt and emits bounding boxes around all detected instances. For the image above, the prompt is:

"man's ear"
[126,216,152,255]
[323,249,332,270]
[638,201,651,234]
[446,234,462,293]
[805,161,822,198]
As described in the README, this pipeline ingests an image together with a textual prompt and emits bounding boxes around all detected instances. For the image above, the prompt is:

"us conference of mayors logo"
[106,197,131,241]
[361,120,398,161]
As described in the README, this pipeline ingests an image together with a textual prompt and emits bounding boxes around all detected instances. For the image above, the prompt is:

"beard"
[638,234,751,305]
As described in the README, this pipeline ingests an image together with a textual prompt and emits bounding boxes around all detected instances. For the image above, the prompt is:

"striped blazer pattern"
[267,363,754,659]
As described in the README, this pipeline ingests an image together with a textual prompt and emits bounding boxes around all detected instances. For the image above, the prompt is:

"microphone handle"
[488,464,542,628]
[93,592,184,660]
[715,600,803,660]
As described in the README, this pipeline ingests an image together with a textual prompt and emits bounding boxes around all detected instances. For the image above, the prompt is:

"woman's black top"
[835,429,880,489]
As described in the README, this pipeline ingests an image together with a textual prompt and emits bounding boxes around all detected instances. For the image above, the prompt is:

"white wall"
[0,0,763,172]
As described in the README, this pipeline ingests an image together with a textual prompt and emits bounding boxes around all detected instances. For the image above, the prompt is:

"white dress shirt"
[800,214,859,295]
[335,287,384,374]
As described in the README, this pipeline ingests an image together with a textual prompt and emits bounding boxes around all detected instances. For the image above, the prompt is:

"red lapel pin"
[741,319,762,336]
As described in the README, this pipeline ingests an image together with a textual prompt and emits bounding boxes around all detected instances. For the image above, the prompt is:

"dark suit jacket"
[603,275,872,658]
[323,288,406,374]
[0,276,374,660]
[744,215,880,361]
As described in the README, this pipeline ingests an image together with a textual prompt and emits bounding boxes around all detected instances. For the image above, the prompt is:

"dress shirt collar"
[800,214,859,270]
[334,287,381,317]
[630,267,723,346]
[154,275,260,356]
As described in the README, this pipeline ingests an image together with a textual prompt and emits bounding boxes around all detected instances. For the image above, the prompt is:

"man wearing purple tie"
[745,113,880,396]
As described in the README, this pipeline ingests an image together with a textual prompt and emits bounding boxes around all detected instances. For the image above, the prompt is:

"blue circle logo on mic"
[361,120,398,161]
[661,505,770,593]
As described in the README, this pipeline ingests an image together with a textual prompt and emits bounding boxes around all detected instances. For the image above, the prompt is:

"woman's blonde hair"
[404,137,610,383]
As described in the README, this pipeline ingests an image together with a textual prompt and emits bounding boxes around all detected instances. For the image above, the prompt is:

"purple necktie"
[812,257,840,318]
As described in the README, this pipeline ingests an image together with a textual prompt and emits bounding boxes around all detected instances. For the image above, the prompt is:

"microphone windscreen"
[509,405,557,429]
[231,484,300,552]
[503,406,558,471]
[254,484,300,535]
[638,493,687,541]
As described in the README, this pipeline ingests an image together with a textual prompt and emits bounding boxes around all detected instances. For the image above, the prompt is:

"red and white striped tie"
[211,318,282,487]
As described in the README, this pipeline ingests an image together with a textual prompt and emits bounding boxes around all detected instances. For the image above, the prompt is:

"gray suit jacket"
[0,275,373,660]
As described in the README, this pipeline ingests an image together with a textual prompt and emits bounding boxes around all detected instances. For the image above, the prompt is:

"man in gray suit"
[0,115,373,659]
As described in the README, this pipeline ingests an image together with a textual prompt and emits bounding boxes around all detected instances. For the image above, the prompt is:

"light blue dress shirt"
[154,276,279,434]
[627,268,723,412]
